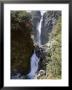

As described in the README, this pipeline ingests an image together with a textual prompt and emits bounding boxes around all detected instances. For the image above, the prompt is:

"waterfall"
[27,11,45,79]
[37,15,43,46]
[27,51,40,79]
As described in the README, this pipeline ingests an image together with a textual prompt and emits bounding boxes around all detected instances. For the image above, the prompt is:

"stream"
[27,11,44,79]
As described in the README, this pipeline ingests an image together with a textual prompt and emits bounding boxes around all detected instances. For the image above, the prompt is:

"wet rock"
[11,73,26,79]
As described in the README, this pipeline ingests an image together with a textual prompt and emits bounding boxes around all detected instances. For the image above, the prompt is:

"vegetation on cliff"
[11,11,34,76]
[38,16,61,79]
[46,16,61,79]
[11,11,61,79]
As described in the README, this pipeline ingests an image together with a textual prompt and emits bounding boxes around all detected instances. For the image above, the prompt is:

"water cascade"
[27,11,44,79]
[37,14,43,46]
[27,51,40,79]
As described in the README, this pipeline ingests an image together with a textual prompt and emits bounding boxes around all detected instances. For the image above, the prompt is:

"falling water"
[27,51,40,79]
[27,11,45,79]
[37,15,43,46]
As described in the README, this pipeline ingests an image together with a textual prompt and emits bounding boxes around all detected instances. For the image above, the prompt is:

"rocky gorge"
[11,10,61,79]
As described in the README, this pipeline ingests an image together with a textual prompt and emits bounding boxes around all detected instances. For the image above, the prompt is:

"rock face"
[11,11,34,76]
[31,11,41,43]
[41,11,61,45]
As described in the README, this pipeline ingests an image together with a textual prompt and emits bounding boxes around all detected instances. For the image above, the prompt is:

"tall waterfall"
[27,11,44,79]
[37,14,43,46]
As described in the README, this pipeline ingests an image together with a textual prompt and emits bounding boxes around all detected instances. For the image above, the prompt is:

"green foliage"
[11,11,31,22]
[46,16,61,79]
[11,11,32,32]
[37,16,61,79]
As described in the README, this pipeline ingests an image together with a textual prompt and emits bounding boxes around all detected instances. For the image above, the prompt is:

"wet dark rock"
[11,73,27,79]
[34,45,46,71]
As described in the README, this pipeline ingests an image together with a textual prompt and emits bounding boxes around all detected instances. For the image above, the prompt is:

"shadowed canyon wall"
[11,11,34,75]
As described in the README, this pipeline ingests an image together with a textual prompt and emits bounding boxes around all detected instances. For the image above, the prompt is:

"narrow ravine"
[11,11,45,79]
[27,11,45,79]
[11,11,61,79]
